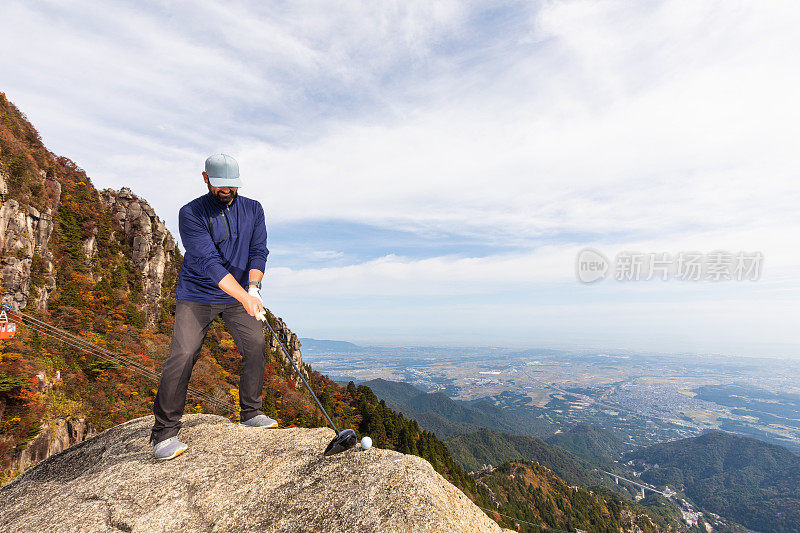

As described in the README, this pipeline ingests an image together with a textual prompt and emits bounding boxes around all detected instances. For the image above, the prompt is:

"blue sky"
[2,1,799,356]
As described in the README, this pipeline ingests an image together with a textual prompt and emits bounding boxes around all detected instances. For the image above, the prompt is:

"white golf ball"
[360,436,372,450]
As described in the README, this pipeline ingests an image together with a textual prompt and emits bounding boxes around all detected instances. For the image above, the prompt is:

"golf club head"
[324,428,357,456]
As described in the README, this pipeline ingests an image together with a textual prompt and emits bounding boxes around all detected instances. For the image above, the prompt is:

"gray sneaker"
[153,436,188,460]
[238,414,278,429]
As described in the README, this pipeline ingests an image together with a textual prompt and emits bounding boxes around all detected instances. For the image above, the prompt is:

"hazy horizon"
[299,335,799,361]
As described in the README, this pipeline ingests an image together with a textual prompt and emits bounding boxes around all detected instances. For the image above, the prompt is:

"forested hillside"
[445,428,602,485]
[366,379,695,530]
[546,424,627,467]
[363,377,553,437]
[626,431,800,531]
[477,461,681,533]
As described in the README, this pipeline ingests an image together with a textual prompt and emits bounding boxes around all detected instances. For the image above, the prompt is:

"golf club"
[257,311,357,456]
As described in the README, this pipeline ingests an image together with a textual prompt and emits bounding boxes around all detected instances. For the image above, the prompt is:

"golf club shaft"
[260,315,341,435]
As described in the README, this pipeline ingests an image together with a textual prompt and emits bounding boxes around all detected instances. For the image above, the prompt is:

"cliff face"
[0,169,60,311]
[8,416,97,473]
[0,93,181,477]
[0,178,179,325]
[268,313,307,384]
[5,369,99,473]
[0,414,508,533]
[100,187,178,326]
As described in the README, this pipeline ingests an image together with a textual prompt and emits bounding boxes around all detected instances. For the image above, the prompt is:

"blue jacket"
[175,193,268,303]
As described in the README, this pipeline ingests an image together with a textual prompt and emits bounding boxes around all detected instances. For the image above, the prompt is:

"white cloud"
[226,0,800,262]
[309,250,345,260]
[262,225,800,298]
[5,1,798,243]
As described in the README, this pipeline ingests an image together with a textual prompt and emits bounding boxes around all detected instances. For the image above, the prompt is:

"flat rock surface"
[0,414,506,532]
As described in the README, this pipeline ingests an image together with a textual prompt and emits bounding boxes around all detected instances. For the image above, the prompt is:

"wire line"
[7,311,237,414]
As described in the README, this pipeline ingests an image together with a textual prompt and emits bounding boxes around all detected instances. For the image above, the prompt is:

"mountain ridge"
[444,428,602,486]
[299,338,364,353]
[545,424,627,466]
[362,378,553,438]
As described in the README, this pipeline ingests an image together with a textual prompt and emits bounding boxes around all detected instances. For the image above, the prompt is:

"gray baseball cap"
[205,153,243,188]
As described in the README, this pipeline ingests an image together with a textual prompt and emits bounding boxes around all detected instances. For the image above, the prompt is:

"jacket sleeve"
[247,202,269,273]
[179,204,230,284]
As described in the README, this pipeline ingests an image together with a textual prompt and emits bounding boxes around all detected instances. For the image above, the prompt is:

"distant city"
[300,338,800,453]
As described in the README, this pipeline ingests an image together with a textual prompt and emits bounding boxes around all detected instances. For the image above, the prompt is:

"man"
[150,153,278,461]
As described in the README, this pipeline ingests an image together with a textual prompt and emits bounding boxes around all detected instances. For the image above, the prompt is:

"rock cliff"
[7,416,97,474]
[0,169,60,311]
[269,313,308,384]
[0,172,179,324]
[99,187,178,326]
[0,414,507,533]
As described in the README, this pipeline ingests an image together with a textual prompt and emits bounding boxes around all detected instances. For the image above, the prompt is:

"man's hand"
[217,273,265,318]
[248,285,262,302]
[241,293,265,318]
[247,286,266,321]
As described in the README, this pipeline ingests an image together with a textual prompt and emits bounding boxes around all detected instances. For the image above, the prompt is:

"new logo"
[576,248,609,283]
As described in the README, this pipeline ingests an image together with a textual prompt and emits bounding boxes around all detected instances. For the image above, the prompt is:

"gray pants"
[150,299,265,445]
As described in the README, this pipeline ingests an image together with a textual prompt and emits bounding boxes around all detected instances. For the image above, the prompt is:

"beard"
[208,185,237,204]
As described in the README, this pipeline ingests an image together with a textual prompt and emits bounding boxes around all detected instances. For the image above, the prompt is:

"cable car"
[0,322,16,339]
[0,308,16,339]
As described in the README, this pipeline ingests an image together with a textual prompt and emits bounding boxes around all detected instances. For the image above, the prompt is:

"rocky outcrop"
[100,187,178,326]
[0,414,507,532]
[0,170,59,311]
[5,372,100,473]
[268,312,307,384]
[32,369,62,394]
[620,507,656,533]
[8,416,97,473]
